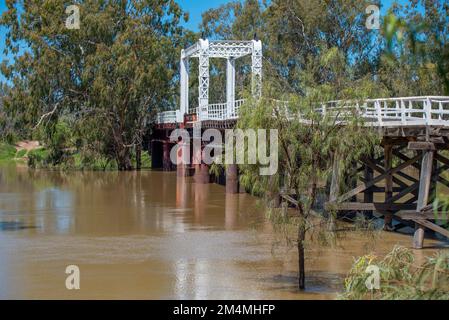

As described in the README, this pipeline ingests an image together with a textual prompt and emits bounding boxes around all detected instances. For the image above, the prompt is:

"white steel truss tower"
[179,38,263,122]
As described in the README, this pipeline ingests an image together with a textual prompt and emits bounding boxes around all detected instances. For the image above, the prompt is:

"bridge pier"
[194,164,210,184]
[176,141,191,177]
[383,144,394,231]
[192,138,210,184]
[413,149,434,249]
[150,140,163,169]
[226,164,239,194]
[162,141,174,171]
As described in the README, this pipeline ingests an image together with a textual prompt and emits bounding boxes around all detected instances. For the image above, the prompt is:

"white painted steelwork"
[158,38,263,123]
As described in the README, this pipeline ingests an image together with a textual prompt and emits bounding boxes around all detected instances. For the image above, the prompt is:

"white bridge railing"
[315,96,449,126]
[156,110,177,124]
[156,96,449,127]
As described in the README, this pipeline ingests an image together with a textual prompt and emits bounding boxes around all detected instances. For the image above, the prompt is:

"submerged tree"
[0,0,191,169]
[237,49,379,289]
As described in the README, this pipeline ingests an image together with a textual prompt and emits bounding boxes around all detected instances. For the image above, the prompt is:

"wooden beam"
[326,202,416,211]
[395,150,449,187]
[435,153,449,167]
[395,171,418,184]
[413,219,449,239]
[413,151,435,249]
[408,142,436,151]
[361,157,408,188]
[384,145,394,229]
[398,211,449,220]
[338,153,423,203]
[386,182,419,204]
[356,186,403,193]
[364,154,374,218]
[405,194,418,204]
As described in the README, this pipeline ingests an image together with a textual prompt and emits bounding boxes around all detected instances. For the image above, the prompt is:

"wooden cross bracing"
[326,137,449,248]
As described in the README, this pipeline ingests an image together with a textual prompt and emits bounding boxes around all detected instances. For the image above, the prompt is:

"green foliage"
[0,143,16,162]
[16,149,27,158]
[1,0,194,170]
[41,120,73,165]
[380,1,449,95]
[341,246,449,300]
[201,0,448,99]
[131,150,152,169]
[431,197,449,226]
[209,162,223,178]
[27,148,50,168]
[27,146,119,171]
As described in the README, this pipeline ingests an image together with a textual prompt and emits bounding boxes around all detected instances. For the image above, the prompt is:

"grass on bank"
[27,147,152,171]
[341,246,449,300]
[0,143,17,162]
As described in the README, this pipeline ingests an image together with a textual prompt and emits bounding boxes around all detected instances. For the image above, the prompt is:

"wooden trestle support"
[327,134,449,249]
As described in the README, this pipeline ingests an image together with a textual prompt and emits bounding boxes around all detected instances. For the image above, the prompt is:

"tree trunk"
[117,146,132,171]
[298,221,306,290]
[112,125,133,171]
[136,143,142,171]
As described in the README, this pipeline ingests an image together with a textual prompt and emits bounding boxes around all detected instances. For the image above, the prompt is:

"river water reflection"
[0,164,443,299]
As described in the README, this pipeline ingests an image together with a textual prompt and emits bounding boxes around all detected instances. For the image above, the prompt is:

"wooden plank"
[405,194,418,204]
[364,155,374,217]
[338,153,423,203]
[413,219,449,239]
[397,211,449,220]
[384,145,394,228]
[408,142,436,151]
[356,186,403,193]
[386,181,419,203]
[413,151,434,249]
[326,202,416,211]
[395,171,418,184]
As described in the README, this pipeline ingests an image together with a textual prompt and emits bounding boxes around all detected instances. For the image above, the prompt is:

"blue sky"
[0,0,411,66]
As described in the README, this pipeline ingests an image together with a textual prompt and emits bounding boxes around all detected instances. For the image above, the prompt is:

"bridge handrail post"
[400,99,406,125]
[375,100,383,126]
[425,97,432,125]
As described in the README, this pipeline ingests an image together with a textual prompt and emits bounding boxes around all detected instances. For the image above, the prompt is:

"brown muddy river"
[0,164,445,299]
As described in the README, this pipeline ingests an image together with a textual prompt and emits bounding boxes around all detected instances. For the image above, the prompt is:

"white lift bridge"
[157,38,262,124]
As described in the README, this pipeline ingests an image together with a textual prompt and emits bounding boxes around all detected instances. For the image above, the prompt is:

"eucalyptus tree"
[0,0,191,169]
[380,0,449,95]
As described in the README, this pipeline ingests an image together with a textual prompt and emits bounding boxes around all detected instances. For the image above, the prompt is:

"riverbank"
[0,141,151,171]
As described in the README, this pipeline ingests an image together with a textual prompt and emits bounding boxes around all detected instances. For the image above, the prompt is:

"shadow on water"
[0,221,38,231]
[266,271,343,296]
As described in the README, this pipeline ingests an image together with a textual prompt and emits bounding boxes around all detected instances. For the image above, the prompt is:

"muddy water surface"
[0,165,444,299]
